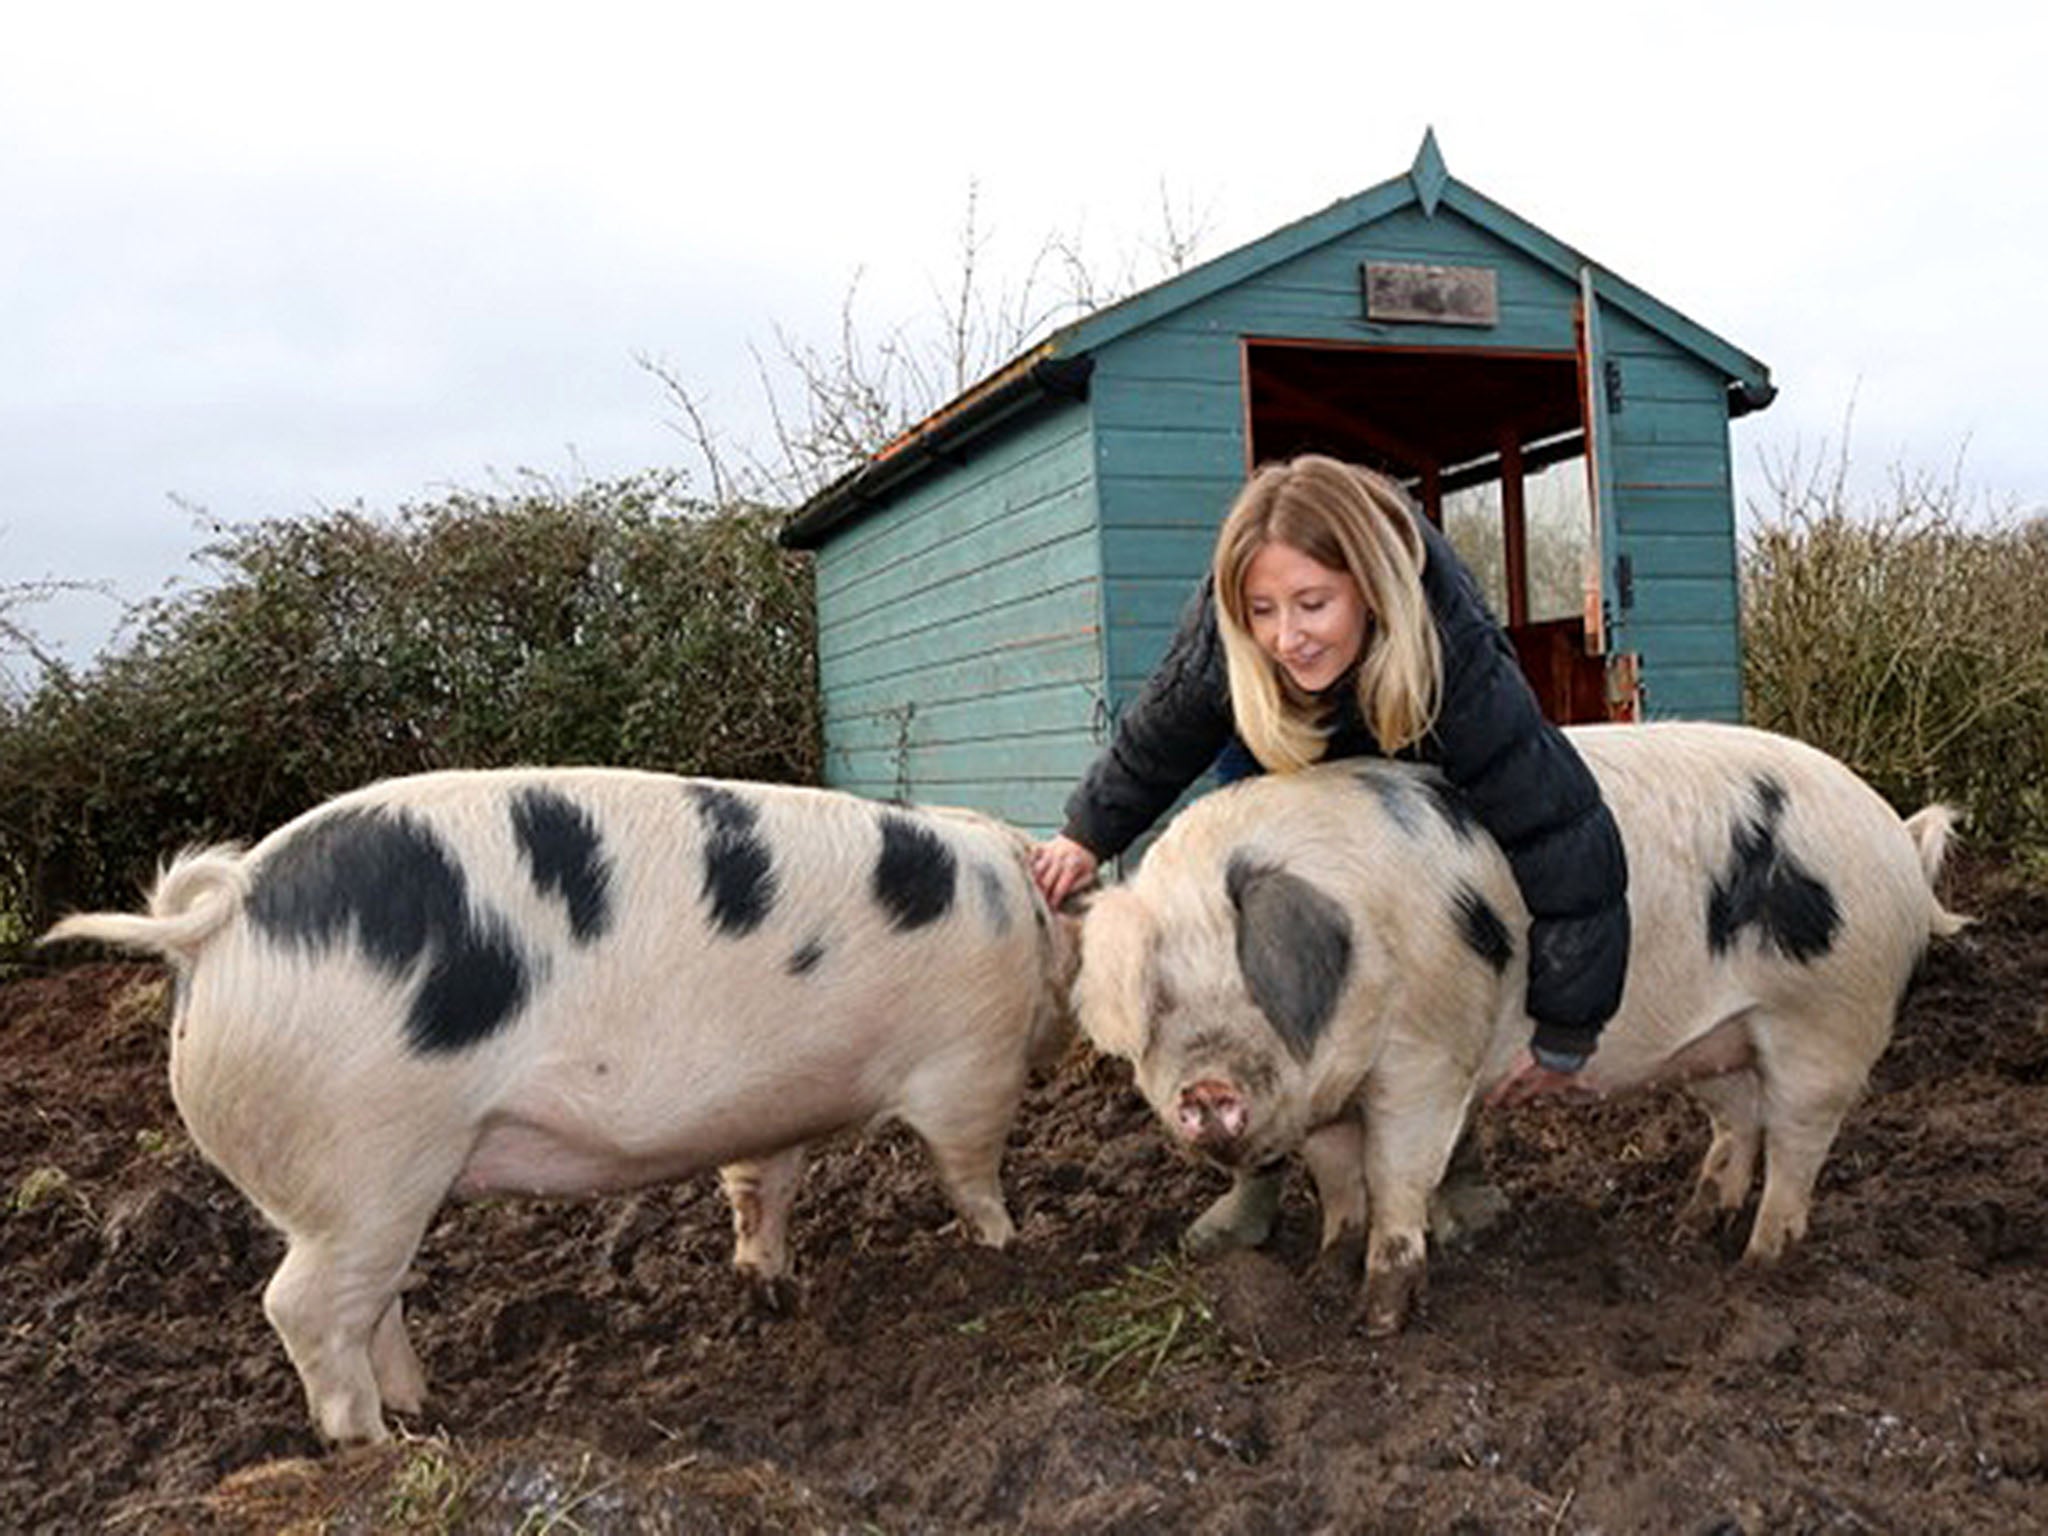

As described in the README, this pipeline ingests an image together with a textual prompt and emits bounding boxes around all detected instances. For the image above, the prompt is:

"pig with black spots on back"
[44,768,1073,1443]
[1074,722,1966,1335]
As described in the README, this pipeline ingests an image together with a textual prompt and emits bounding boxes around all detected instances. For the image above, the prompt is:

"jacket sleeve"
[1421,532,1631,1056]
[1061,579,1236,862]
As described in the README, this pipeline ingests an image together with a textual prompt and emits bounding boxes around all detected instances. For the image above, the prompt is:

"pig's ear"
[1226,855,1353,1062]
[1072,885,1154,1061]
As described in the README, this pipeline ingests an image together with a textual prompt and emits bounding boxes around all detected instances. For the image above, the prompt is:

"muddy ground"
[5,854,2046,1534]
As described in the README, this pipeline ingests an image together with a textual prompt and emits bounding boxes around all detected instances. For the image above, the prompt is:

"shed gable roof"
[782,130,1772,550]
[1052,129,1771,397]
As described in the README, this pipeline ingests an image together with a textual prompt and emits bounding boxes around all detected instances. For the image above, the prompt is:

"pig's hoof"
[1182,1180,1281,1258]
[1310,1232,1365,1287]
[738,1269,799,1318]
[1358,1253,1426,1338]
[1429,1177,1509,1248]
[1672,1193,1748,1256]
[1183,1213,1266,1259]
[1738,1234,1795,1270]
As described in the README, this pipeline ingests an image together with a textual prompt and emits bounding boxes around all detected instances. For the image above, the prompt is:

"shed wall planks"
[809,402,1106,822]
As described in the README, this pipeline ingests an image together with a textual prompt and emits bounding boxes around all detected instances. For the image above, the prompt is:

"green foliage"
[1060,1256,1221,1405]
[0,471,819,933]
[384,1433,474,1533]
[10,1164,89,1219]
[1741,455,2048,851]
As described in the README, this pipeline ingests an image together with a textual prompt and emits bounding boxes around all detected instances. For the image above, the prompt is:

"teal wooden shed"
[781,132,1774,832]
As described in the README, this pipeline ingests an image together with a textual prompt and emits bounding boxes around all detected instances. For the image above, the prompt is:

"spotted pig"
[44,768,1072,1443]
[1073,722,1966,1335]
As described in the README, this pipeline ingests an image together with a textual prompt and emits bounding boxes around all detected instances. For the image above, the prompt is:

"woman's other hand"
[1484,1047,1598,1109]
[1031,834,1099,908]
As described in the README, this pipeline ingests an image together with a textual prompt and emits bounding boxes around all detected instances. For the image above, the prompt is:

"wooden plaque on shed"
[1362,262,1499,326]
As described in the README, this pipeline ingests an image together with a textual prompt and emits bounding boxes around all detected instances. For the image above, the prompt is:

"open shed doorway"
[1243,339,1620,724]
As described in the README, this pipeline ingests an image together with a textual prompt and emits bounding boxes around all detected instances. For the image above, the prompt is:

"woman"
[1033,454,1630,1108]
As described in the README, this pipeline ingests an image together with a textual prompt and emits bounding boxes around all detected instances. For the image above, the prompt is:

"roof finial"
[1409,127,1448,217]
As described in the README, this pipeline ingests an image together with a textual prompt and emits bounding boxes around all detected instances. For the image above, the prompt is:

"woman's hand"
[1031,834,1100,908]
[1484,1048,1598,1109]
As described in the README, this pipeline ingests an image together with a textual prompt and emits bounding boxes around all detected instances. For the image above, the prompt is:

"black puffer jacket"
[1061,517,1630,1057]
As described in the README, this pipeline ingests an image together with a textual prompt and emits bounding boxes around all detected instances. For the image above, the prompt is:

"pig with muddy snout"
[44,769,1072,1443]
[1073,722,1966,1335]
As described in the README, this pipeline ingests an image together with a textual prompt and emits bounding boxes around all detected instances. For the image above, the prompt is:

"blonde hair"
[1213,455,1443,772]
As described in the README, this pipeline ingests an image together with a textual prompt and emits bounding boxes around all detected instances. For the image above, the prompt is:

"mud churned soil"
[5,855,2046,1533]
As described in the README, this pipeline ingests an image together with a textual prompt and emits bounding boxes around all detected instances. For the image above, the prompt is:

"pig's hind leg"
[369,1293,428,1414]
[250,1133,465,1443]
[1676,1069,1764,1245]
[1428,1120,1509,1247]
[1744,1008,1877,1264]
[263,1207,439,1443]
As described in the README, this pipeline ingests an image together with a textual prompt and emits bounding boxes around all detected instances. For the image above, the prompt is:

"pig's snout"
[1175,1078,1248,1146]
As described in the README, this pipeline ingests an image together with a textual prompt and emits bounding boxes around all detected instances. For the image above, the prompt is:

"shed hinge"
[1613,552,1635,611]
[1603,358,1624,416]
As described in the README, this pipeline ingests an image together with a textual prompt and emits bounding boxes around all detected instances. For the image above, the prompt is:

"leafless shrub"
[1742,442,2048,849]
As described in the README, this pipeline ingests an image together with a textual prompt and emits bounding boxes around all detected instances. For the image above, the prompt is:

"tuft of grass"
[134,1126,187,1163]
[385,1432,472,1533]
[11,1164,90,1219]
[1060,1255,1220,1405]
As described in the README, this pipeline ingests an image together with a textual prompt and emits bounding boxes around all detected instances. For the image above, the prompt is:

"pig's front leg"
[902,1076,1021,1250]
[1359,1062,1475,1336]
[1300,1116,1367,1254]
[719,1145,807,1310]
[1186,1120,1370,1263]
[1296,1115,1506,1279]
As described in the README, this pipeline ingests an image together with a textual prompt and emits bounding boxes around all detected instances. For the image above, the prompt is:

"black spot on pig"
[247,807,529,1054]
[787,938,826,976]
[976,863,1013,934]
[874,814,956,930]
[1455,885,1514,974]
[1225,855,1353,1062]
[687,783,777,937]
[511,787,613,943]
[1352,765,1426,838]
[1708,775,1840,963]
[1420,776,1479,842]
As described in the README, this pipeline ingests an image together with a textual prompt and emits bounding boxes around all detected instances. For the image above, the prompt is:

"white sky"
[4,0,2044,670]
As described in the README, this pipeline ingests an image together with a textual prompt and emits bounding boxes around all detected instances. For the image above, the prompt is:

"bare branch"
[640,179,1213,509]
[636,352,730,506]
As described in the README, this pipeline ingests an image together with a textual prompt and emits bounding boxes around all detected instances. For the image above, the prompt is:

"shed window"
[1442,455,1591,626]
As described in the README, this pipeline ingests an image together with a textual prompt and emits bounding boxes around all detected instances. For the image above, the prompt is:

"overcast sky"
[4,1,2043,671]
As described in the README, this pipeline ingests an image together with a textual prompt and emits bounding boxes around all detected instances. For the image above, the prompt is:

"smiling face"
[1240,539,1370,694]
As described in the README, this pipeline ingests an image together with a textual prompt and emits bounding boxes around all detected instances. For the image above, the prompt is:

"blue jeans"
[1212,737,1264,785]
